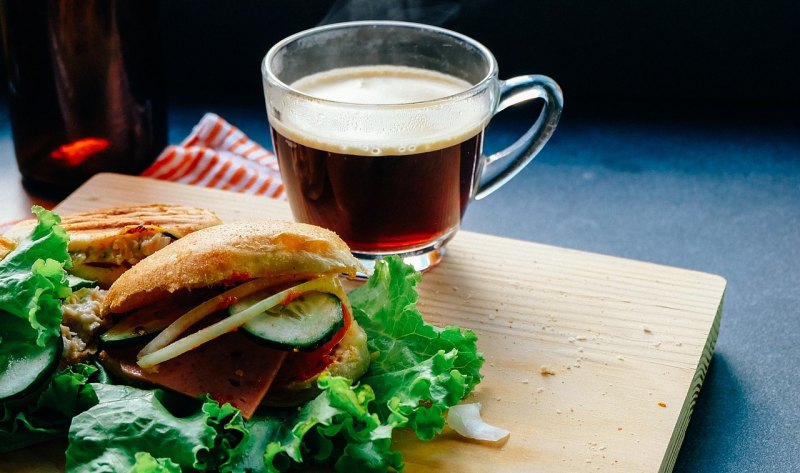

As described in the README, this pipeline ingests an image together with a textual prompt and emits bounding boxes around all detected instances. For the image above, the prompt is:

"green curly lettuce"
[241,374,401,473]
[65,384,249,473]
[350,256,484,439]
[0,206,71,346]
[0,206,72,400]
[1,206,78,447]
[0,363,98,453]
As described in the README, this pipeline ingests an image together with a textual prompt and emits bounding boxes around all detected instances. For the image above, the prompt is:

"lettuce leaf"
[0,206,72,402]
[0,206,71,346]
[1,206,74,415]
[0,363,98,453]
[65,384,248,473]
[249,374,402,473]
[350,257,484,439]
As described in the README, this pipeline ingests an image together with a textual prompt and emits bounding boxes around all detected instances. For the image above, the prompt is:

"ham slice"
[104,332,286,419]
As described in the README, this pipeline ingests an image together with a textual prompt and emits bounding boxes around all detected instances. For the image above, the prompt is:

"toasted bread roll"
[103,220,362,314]
[4,204,222,287]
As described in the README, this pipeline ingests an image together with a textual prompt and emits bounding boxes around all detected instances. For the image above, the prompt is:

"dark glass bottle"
[0,0,166,198]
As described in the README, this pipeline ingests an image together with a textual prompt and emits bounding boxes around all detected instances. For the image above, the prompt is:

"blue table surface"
[3,98,800,472]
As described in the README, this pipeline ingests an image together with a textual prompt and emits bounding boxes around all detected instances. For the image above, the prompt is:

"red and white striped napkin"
[0,113,284,231]
[142,113,286,199]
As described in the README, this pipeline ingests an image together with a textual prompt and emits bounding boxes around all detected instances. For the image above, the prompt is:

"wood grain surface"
[1,173,726,473]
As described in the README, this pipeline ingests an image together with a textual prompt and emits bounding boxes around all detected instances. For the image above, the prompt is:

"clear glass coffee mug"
[262,21,562,272]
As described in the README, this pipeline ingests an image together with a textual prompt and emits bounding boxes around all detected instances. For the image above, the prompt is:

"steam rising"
[319,0,466,26]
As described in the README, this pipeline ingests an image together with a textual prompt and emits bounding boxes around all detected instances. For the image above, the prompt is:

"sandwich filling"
[70,227,175,267]
[61,287,110,365]
[100,275,366,418]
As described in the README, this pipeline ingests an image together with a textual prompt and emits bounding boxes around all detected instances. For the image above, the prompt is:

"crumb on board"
[658,402,667,408]
[540,365,556,376]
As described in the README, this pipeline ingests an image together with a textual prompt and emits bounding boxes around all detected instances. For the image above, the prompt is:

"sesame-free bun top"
[104,220,362,314]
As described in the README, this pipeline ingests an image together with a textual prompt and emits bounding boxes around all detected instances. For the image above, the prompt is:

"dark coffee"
[268,65,487,253]
[272,128,482,252]
[0,0,166,197]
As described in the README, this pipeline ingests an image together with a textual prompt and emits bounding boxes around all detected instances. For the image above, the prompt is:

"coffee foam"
[268,65,492,156]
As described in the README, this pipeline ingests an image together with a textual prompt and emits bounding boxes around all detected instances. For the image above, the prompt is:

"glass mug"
[262,21,562,271]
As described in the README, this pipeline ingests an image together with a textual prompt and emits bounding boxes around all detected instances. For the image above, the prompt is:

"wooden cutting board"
[1,173,725,473]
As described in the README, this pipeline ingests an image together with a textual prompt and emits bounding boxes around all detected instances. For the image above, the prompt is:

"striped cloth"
[142,113,285,199]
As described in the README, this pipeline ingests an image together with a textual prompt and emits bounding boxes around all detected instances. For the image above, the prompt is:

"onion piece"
[138,274,307,358]
[447,403,510,444]
[137,276,342,369]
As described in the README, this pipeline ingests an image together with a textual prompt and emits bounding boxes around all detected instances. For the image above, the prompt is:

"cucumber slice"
[101,304,186,348]
[0,316,62,402]
[239,291,344,351]
[66,274,97,290]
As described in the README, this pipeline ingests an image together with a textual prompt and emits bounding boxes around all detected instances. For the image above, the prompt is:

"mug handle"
[474,75,563,200]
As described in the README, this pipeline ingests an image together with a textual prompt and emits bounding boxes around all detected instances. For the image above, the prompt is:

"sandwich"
[98,220,370,418]
[3,203,222,288]
[3,207,484,472]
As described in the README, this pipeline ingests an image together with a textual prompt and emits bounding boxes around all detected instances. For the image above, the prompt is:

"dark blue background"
[3,1,800,471]
[149,0,800,109]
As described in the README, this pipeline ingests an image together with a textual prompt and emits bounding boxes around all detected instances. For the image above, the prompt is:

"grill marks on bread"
[3,204,222,287]
[57,204,221,238]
